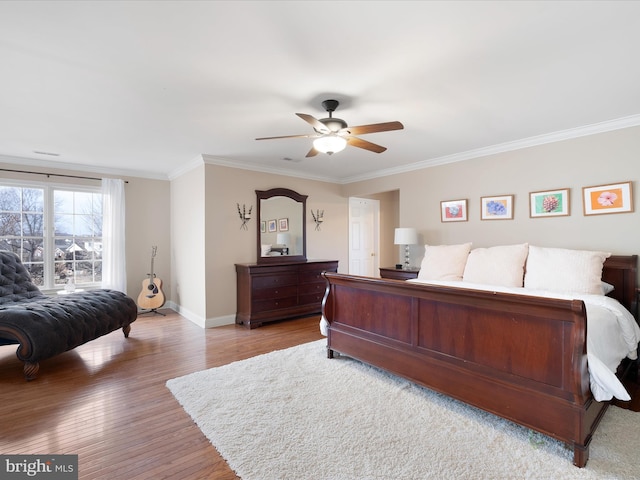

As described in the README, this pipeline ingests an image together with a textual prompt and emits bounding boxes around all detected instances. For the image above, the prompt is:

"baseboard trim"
[167,302,235,328]
[205,314,236,328]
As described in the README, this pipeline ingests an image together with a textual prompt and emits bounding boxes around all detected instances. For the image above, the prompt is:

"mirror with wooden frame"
[256,188,307,264]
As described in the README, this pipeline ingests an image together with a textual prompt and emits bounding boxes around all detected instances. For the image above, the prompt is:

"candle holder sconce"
[311,209,324,231]
[237,203,252,230]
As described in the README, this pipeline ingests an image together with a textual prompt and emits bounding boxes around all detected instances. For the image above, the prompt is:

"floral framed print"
[529,188,570,218]
[268,219,277,233]
[583,181,633,216]
[278,218,289,232]
[440,199,468,222]
[260,220,266,233]
[480,195,514,220]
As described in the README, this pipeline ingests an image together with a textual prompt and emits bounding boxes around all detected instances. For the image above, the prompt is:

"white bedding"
[406,278,640,402]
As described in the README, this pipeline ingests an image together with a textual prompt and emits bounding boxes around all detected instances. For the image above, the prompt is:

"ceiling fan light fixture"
[256,99,402,155]
[313,135,347,155]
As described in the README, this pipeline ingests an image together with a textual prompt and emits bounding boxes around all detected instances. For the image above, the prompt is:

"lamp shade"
[313,135,347,155]
[394,227,418,245]
[276,233,290,245]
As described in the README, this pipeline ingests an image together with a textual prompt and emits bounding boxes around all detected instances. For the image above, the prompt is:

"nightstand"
[379,267,420,280]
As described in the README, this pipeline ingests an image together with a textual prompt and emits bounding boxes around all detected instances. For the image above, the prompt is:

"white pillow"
[463,243,529,287]
[524,246,611,295]
[417,243,472,281]
[260,244,272,256]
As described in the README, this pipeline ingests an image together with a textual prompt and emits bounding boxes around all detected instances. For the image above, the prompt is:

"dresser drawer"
[299,271,325,284]
[252,273,298,289]
[298,283,326,295]
[252,285,298,301]
[252,296,298,313]
[299,265,338,284]
[298,292,325,306]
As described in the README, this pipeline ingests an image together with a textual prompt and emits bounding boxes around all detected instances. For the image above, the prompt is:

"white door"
[348,197,379,276]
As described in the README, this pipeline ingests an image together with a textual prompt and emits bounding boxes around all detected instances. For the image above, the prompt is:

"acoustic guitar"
[137,246,166,310]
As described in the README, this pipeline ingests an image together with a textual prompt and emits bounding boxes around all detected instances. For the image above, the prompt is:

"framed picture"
[278,218,289,232]
[440,199,468,222]
[529,188,570,218]
[268,219,277,233]
[260,221,266,233]
[480,195,514,220]
[583,181,633,216]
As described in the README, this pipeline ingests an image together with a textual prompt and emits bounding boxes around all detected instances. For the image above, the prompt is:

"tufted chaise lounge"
[0,250,138,380]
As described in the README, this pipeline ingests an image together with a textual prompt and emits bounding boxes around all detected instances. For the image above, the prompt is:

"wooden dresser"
[235,260,339,329]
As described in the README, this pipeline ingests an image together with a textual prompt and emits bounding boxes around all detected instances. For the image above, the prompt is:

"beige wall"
[171,165,206,322]
[123,175,171,301]
[342,126,640,270]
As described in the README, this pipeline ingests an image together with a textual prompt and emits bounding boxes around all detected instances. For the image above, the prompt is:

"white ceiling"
[1,1,639,184]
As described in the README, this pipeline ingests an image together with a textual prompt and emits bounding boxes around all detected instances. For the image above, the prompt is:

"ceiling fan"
[255,99,404,157]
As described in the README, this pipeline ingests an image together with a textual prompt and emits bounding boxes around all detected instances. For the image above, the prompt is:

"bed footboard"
[321,272,608,467]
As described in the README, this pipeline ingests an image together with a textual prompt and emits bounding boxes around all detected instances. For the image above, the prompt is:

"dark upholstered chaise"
[0,251,137,380]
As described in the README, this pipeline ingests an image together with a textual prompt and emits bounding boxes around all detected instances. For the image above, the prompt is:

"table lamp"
[394,228,418,270]
[276,233,291,255]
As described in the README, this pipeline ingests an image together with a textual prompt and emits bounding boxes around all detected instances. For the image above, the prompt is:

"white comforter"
[406,279,640,402]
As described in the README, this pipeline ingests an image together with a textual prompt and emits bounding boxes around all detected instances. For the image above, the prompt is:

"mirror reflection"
[260,197,303,256]
[256,188,307,263]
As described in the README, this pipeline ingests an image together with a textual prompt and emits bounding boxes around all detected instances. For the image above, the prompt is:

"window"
[0,181,102,290]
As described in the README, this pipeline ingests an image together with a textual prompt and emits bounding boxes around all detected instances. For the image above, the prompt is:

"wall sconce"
[237,203,252,230]
[394,227,418,270]
[311,209,324,230]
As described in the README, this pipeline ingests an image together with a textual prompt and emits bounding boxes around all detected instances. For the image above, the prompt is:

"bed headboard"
[602,255,638,320]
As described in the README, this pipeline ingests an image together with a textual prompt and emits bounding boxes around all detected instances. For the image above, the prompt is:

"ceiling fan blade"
[346,136,387,153]
[343,121,404,136]
[305,147,320,157]
[296,113,331,134]
[255,133,314,140]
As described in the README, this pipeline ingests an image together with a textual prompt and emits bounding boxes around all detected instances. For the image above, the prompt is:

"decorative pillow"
[417,243,472,281]
[260,244,272,256]
[524,246,611,295]
[462,243,529,287]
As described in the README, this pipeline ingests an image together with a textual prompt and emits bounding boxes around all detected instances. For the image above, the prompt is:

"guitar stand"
[138,308,166,316]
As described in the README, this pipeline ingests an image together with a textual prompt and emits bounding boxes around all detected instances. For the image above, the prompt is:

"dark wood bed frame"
[322,255,638,468]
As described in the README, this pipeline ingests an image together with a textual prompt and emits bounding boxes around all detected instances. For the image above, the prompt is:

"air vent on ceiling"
[33,150,60,156]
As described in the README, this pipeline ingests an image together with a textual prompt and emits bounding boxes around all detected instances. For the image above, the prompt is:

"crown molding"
[339,114,640,184]
[0,154,169,181]
[167,155,206,181]
[201,155,340,183]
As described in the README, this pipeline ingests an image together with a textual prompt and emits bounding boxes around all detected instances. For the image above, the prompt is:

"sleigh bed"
[321,244,639,468]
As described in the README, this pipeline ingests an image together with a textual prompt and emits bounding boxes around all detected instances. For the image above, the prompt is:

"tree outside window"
[0,183,102,289]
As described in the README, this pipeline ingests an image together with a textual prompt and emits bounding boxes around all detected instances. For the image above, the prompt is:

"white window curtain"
[101,178,127,292]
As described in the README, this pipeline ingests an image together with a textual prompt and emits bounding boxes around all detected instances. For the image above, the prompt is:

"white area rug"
[166,340,639,480]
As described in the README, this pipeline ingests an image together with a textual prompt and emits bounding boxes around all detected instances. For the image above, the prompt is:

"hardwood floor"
[1,311,638,479]
[0,311,324,479]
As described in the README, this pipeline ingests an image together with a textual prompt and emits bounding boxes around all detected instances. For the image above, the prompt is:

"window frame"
[0,178,102,293]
